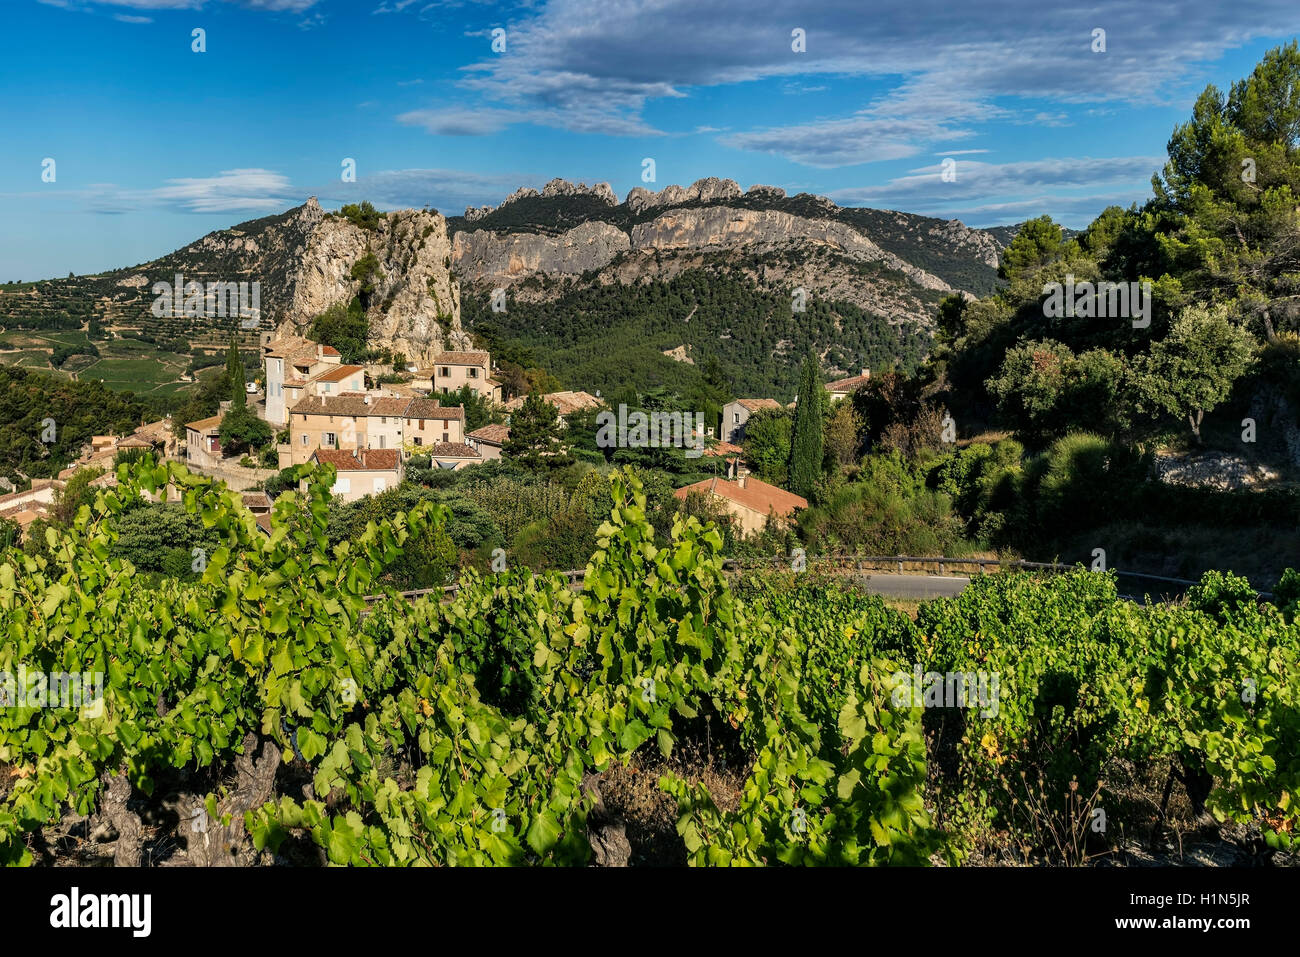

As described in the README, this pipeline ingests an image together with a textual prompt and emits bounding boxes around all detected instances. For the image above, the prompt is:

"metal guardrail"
[365,554,1273,603]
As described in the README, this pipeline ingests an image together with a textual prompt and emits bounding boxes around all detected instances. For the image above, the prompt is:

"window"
[413,437,423,447]
[419,419,425,430]
[469,368,478,378]
[323,383,331,393]
[733,412,740,423]
[443,432,449,442]
[301,434,308,445]
[323,432,336,447]
[441,367,450,377]
[334,477,351,495]
[378,435,385,449]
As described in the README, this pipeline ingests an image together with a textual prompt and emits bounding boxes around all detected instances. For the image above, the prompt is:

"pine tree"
[787,354,824,498]
[503,392,571,471]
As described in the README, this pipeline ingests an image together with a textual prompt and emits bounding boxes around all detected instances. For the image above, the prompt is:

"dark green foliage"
[0,366,147,479]
[463,269,929,401]
[338,201,384,231]
[741,407,792,486]
[309,295,369,363]
[503,392,570,471]
[787,355,825,499]
[218,404,272,455]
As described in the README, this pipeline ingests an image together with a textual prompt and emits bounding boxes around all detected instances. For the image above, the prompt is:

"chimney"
[861,368,870,379]
[736,474,746,489]
[364,395,371,405]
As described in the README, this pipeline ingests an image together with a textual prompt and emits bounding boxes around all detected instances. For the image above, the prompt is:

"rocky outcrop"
[629,206,947,290]
[745,184,786,200]
[452,201,954,318]
[1153,450,1281,490]
[540,178,618,205]
[280,200,467,362]
[453,220,631,282]
[625,177,743,213]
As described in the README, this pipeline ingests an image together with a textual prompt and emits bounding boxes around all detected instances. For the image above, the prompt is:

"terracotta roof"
[291,394,374,417]
[254,513,273,534]
[312,364,365,384]
[734,398,783,413]
[428,443,480,458]
[241,491,273,510]
[468,423,510,445]
[673,475,807,518]
[311,448,401,471]
[405,398,465,420]
[703,441,744,457]
[503,391,603,415]
[186,414,223,432]
[264,336,339,361]
[825,372,871,393]
[367,396,413,416]
[115,436,154,449]
[432,351,490,366]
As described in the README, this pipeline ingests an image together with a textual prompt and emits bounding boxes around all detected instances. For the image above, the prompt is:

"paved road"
[851,573,970,599]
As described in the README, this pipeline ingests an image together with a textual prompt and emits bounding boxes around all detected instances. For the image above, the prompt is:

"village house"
[283,394,372,467]
[184,414,225,470]
[673,474,807,536]
[425,442,483,471]
[402,397,466,450]
[261,335,345,427]
[825,369,871,403]
[466,423,509,461]
[720,398,783,444]
[417,350,503,403]
[308,448,403,503]
[0,479,63,536]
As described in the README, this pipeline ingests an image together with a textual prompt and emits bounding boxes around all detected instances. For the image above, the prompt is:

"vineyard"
[1,459,1297,866]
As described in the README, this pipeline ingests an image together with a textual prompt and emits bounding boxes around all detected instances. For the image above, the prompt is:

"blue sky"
[3,0,1299,280]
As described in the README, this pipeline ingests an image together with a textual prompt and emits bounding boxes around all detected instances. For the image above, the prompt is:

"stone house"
[308,448,403,503]
[721,398,783,444]
[673,474,807,536]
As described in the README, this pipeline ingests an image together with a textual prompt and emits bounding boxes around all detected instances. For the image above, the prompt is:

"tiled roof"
[733,398,783,413]
[825,373,871,393]
[241,491,273,510]
[503,391,603,415]
[264,336,339,361]
[405,398,465,420]
[115,436,154,449]
[291,395,375,417]
[703,441,744,457]
[312,364,365,384]
[186,414,223,432]
[673,475,807,517]
[311,448,401,471]
[428,443,480,458]
[367,396,413,416]
[432,351,490,366]
[468,423,510,444]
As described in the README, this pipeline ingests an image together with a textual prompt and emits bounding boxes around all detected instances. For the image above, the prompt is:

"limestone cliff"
[282,201,467,362]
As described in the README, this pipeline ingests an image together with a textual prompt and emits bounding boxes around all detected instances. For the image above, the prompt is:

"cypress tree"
[787,354,824,498]
[227,338,246,411]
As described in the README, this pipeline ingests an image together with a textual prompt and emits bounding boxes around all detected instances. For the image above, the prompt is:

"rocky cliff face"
[450,181,961,320]
[453,220,630,282]
[283,200,467,361]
